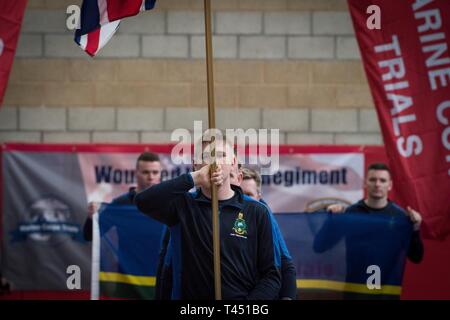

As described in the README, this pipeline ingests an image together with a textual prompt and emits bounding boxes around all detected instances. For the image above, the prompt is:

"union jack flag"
[75,0,156,57]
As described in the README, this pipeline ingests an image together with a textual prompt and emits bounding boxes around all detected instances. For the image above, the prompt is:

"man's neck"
[364,197,388,209]
[202,184,235,201]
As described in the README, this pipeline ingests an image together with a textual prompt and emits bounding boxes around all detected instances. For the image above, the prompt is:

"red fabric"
[348,0,450,239]
[106,0,143,21]
[85,28,100,57]
[0,0,27,106]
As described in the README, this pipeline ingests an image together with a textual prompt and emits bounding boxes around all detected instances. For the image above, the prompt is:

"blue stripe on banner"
[145,0,156,10]
[74,32,81,45]
[78,0,101,35]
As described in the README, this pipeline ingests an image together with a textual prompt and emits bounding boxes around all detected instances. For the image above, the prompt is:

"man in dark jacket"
[135,137,281,300]
[326,162,424,263]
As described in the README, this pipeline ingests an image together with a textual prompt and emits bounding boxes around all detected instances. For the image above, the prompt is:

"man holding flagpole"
[135,136,281,300]
[74,0,260,300]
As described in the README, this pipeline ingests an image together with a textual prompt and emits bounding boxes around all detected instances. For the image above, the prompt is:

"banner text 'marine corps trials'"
[348,0,450,239]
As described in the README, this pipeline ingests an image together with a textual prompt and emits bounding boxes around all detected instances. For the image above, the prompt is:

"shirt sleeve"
[246,206,281,300]
[407,230,424,263]
[267,212,297,300]
[280,254,297,300]
[134,173,194,226]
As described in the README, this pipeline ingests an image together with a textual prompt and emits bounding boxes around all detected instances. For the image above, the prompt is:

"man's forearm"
[408,230,424,263]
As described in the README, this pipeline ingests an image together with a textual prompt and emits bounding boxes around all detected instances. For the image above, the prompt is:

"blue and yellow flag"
[93,204,164,299]
[92,204,412,299]
[277,211,412,299]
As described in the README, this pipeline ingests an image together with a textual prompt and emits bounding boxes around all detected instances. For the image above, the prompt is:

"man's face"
[193,141,235,186]
[136,161,161,191]
[366,169,392,201]
[241,178,260,200]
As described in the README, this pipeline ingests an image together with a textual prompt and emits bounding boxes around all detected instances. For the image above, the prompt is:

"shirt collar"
[360,199,392,211]
[193,185,244,210]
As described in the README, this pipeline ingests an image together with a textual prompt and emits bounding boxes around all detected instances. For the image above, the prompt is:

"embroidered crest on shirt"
[231,212,247,238]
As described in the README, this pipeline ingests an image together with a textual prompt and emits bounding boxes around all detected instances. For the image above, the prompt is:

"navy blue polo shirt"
[135,173,281,300]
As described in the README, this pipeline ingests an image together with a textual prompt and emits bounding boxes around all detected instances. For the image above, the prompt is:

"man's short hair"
[136,152,160,166]
[241,167,262,194]
[367,162,391,176]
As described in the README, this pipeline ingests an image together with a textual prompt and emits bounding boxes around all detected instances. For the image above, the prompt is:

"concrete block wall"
[1,0,383,146]
[0,106,381,144]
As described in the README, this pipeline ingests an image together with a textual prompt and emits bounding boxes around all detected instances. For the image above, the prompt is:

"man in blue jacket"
[239,167,297,300]
[135,137,281,300]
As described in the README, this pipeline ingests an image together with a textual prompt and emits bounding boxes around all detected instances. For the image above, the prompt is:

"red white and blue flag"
[75,0,156,57]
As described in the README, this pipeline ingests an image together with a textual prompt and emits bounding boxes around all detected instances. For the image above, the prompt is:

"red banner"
[349,0,450,239]
[0,0,27,107]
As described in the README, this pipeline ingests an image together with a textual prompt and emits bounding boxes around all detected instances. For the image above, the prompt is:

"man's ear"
[388,180,393,191]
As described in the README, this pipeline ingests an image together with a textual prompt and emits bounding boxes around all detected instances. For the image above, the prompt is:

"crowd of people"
[84,137,424,300]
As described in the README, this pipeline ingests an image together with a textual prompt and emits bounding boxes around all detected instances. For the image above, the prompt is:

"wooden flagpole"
[203,0,221,300]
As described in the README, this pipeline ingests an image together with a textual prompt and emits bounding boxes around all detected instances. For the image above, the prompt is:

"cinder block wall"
[0,0,382,145]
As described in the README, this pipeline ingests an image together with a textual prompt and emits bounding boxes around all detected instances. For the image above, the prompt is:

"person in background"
[83,152,162,241]
[237,166,297,300]
[326,162,424,263]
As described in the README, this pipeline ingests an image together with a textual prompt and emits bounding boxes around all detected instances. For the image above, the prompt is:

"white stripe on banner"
[79,34,88,50]
[90,212,100,300]
[97,20,121,54]
[97,0,109,25]
[140,0,146,11]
